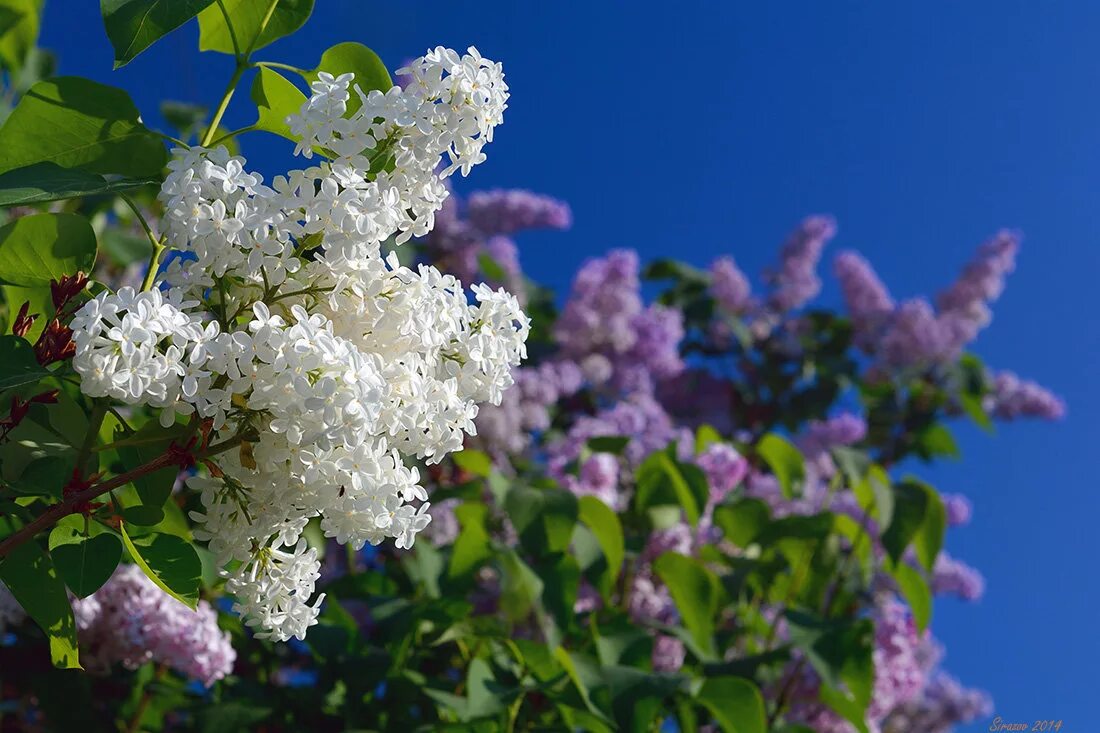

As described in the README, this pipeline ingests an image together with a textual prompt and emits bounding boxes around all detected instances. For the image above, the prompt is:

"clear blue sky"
[42,2,1095,729]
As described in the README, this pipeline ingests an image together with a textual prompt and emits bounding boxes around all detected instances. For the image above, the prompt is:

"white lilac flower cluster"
[69,48,526,642]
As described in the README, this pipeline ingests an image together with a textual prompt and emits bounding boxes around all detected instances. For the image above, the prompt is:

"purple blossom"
[984,370,1066,420]
[709,256,753,314]
[72,565,235,687]
[547,393,691,487]
[941,493,973,526]
[766,216,836,312]
[695,442,749,503]
[474,360,584,455]
[555,250,684,393]
[936,230,1019,336]
[799,413,868,457]
[876,298,956,369]
[930,552,985,601]
[652,634,686,673]
[786,597,926,731]
[466,189,572,235]
[563,453,621,509]
[834,251,894,345]
[882,673,993,733]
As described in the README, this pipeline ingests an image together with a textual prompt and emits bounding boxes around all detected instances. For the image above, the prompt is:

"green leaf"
[0,0,38,73]
[307,42,392,115]
[118,420,182,509]
[122,504,165,526]
[250,66,306,142]
[197,0,314,55]
[585,435,631,455]
[447,502,491,579]
[0,213,97,288]
[0,542,80,668]
[713,498,770,547]
[696,676,767,733]
[9,455,69,498]
[653,552,721,658]
[0,335,47,392]
[850,463,894,528]
[786,610,873,731]
[577,496,624,590]
[100,0,215,68]
[634,450,708,525]
[881,478,945,570]
[0,163,157,207]
[891,562,932,632]
[120,525,201,609]
[755,433,805,499]
[451,449,492,478]
[0,77,167,177]
[505,484,578,555]
[694,424,723,454]
[49,521,122,597]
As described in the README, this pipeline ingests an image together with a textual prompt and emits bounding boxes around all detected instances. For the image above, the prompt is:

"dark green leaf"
[713,498,770,547]
[653,552,721,658]
[197,0,313,55]
[448,502,491,579]
[0,77,167,177]
[577,495,624,589]
[0,542,80,668]
[0,334,47,392]
[882,478,945,570]
[505,483,578,555]
[755,433,805,499]
[0,212,97,287]
[118,420,181,509]
[120,525,201,609]
[0,165,149,206]
[786,610,873,722]
[48,521,122,597]
[891,562,932,631]
[122,504,165,526]
[586,435,630,455]
[696,676,767,733]
[100,0,215,68]
[634,450,708,525]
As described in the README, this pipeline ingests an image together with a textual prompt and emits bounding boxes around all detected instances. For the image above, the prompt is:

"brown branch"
[0,435,245,560]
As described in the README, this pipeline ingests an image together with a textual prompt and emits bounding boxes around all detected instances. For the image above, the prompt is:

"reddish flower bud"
[11,301,37,338]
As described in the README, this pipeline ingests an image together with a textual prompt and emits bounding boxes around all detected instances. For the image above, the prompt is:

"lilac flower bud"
[930,553,985,601]
[834,251,894,346]
[695,442,748,503]
[766,216,836,312]
[709,256,753,314]
[466,189,572,235]
[937,230,1018,328]
[941,493,973,526]
[883,673,993,733]
[799,413,868,456]
[984,370,1066,420]
[652,634,686,673]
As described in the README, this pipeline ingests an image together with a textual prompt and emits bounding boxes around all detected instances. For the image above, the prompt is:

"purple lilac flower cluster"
[766,216,837,312]
[984,370,1066,420]
[834,231,1031,374]
[554,250,685,394]
[422,186,572,301]
[71,565,235,687]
